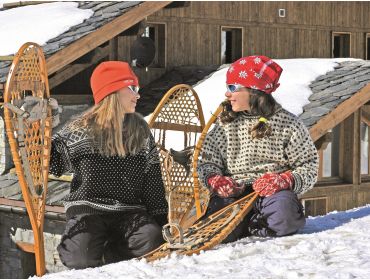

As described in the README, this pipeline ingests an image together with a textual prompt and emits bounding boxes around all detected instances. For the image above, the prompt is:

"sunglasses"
[128,85,140,94]
[226,84,245,93]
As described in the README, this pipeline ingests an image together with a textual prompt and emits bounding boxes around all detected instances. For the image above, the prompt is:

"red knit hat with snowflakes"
[226,55,283,94]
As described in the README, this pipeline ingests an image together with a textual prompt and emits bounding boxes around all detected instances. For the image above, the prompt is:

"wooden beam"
[309,83,370,142]
[16,241,35,253]
[339,110,361,185]
[148,15,370,33]
[2,1,52,8]
[109,37,119,60]
[318,149,324,179]
[0,197,65,213]
[0,56,14,61]
[52,94,93,105]
[49,46,109,89]
[46,1,172,75]
[314,132,332,150]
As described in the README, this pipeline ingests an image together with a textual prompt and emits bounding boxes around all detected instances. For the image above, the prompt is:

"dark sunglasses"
[128,85,140,94]
[226,84,245,93]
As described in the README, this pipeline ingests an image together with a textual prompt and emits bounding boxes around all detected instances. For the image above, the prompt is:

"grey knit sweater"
[197,107,319,196]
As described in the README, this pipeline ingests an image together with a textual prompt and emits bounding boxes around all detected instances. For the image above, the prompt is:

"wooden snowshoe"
[145,99,258,261]
[148,84,208,230]
[143,191,258,261]
[3,42,52,276]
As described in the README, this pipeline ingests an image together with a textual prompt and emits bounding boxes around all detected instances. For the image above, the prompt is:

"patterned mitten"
[252,171,294,197]
[207,174,245,198]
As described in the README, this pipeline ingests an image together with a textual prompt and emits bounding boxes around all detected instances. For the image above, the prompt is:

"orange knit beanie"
[90,61,139,104]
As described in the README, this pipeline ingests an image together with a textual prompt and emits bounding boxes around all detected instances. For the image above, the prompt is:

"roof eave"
[309,83,370,142]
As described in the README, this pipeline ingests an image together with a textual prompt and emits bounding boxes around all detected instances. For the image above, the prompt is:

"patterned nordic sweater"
[50,117,168,224]
[197,107,319,196]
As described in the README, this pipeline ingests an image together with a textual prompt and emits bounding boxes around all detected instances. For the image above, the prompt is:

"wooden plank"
[300,183,354,199]
[301,197,328,217]
[0,56,14,61]
[52,94,93,105]
[318,149,324,179]
[0,197,65,213]
[309,83,370,142]
[148,14,370,33]
[49,46,109,89]
[16,241,35,253]
[2,1,52,8]
[46,1,172,75]
[338,110,361,185]
[109,37,119,60]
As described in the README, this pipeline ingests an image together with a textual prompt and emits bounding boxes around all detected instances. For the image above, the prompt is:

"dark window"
[142,24,166,68]
[221,28,242,64]
[332,33,350,58]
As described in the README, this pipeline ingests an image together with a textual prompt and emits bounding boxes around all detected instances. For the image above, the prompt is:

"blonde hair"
[81,92,149,157]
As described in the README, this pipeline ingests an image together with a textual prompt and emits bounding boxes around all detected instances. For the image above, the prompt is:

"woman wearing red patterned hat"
[197,55,318,241]
[50,61,168,269]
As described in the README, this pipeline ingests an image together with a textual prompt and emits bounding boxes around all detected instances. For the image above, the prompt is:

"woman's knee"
[57,215,107,269]
[128,223,164,257]
[57,233,104,269]
[261,191,305,236]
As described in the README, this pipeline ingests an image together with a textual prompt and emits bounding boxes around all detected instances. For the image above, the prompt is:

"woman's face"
[225,86,251,112]
[117,86,140,113]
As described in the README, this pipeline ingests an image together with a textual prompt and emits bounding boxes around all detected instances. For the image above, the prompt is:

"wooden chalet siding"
[147,1,370,66]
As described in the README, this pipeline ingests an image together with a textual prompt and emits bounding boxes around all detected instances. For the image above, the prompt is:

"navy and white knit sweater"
[50,116,168,225]
[197,106,319,196]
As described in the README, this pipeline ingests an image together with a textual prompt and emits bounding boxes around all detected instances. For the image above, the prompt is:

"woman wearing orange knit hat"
[197,55,318,241]
[50,61,168,269]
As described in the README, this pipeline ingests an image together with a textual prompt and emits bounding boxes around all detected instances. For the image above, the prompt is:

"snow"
[35,204,370,279]
[4,2,369,278]
[0,2,93,56]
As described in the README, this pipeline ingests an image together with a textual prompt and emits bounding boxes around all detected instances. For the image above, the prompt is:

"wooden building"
[1,1,370,277]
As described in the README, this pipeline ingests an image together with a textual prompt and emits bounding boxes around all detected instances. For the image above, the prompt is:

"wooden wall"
[145,1,370,66]
[300,107,370,217]
[51,1,370,95]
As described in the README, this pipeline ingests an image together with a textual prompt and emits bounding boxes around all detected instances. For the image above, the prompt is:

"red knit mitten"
[252,171,294,197]
[207,175,245,198]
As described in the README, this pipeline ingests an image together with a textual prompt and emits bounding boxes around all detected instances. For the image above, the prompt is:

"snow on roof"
[0,2,93,56]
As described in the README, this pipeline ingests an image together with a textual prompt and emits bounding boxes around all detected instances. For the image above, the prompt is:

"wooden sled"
[144,102,258,261]
[3,42,52,276]
[148,84,208,230]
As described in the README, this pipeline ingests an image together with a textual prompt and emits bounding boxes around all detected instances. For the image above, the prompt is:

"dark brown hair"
[220,88,277,139]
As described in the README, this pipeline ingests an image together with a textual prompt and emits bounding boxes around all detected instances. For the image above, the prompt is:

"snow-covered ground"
[3,2,370,279]
[36,204,370,279]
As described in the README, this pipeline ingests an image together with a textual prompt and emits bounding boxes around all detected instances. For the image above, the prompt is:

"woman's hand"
[207,174,245,198]
[252,171,294,197]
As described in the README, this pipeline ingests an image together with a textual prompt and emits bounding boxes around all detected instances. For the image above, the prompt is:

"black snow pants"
[57,211,164,269]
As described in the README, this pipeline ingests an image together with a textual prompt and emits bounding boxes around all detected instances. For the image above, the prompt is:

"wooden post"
[339,109,361,186]
[109,37,119,60]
